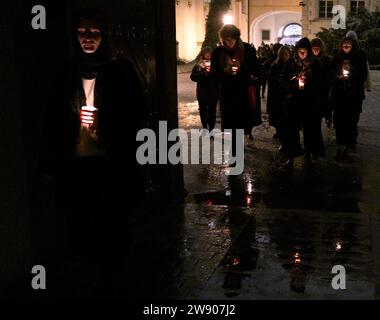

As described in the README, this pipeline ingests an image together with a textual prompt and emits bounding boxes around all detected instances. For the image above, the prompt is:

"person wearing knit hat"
[346,30,359,42]
[278,37,325,169]
[330,36,368,159]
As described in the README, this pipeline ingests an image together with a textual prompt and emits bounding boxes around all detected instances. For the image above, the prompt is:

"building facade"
[301,0,379,39]
[176,0,380,61]
[175,0,249,61]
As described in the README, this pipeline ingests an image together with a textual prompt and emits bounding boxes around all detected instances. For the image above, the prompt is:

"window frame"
[319,0,334,19]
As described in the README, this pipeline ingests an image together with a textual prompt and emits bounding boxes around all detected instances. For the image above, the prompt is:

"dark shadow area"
[0,0,184,299]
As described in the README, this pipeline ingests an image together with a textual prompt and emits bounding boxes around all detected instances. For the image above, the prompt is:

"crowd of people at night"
[191,24,370,169]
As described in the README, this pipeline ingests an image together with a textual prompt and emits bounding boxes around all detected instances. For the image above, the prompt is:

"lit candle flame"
[298,77,305,90]
[233,258,240,266]
[81,106,97,127]
[294,252,301,265]
[247,181,253,195]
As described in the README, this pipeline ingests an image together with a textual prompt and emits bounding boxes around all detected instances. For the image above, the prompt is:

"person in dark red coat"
[211,24,260,151]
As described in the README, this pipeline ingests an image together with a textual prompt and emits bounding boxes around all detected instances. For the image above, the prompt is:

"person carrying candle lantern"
[330,36,368,159]
[40,8,146,292]
[190,46,219,133]
[279,37,325,169]
[210,24,260,152]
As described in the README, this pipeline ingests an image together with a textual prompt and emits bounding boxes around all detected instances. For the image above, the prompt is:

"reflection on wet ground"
[24,73,378,299]
[174,73,380,299]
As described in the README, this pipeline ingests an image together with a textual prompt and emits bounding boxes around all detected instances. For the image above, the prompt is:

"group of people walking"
[191,24,369,169]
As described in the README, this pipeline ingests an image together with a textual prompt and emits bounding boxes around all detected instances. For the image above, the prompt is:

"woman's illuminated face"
[342,42,352,55]
[203,52,212,60]
[297,48,308,60]
[223,37,237,50]
[77,18,103,54]
[312,46,321,56]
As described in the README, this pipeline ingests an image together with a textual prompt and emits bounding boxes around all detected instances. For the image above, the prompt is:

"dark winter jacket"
[40,58,145,175]
[211,40,260,130]
[281,58,323,107]
[314,53,332,119]
[190,63,219,102]
[330,44,368,112]
[267,61,287,126]
[279,38,324,119]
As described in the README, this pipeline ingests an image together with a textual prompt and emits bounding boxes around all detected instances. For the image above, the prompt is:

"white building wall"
[176,0,250,61]
[176,0,206,61]
[251,12,302,47]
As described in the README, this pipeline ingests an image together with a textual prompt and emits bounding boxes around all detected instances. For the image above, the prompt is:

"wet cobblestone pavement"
[32,72,379,300]
[127,71,380,300]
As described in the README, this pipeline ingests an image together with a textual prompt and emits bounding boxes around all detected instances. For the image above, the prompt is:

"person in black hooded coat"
[330,36,368,158]
[190,46,219,132]
[40,8,146,290]
[279,37,325,168]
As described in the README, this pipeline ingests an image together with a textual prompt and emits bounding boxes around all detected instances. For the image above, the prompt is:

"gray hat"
[346,30,359,41]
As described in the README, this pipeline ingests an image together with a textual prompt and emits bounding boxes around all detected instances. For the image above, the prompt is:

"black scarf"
[294,55,313,79]
[77,51,109,79]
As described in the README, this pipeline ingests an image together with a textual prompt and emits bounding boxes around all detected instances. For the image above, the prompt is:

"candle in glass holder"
[204,59,211,72]
[81,106,98,129]
[342,64,350,79]
[231,59,238,75]
[298,76,305,90]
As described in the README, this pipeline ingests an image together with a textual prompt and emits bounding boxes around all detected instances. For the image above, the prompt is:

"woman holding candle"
[41,8,145,291]
[211,24,260,150]
[190,46,219,132]
[331,37,368,159]
[279,37,325,169]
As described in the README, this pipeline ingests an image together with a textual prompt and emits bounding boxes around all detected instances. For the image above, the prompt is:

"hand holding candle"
[298,75,305,90]
[340,63,350,80]
[80,106,97,128]
[231,59,240,75]
[204,59,211,73]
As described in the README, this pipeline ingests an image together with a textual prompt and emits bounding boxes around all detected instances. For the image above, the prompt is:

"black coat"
[267,61,286,127]
[278,56,325,157]
[40,58,145,178]
[190,64,219,103]
[330,49,368,112]
[211,42,260,131]
[279,56,324,119]
[314,54,332,119]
